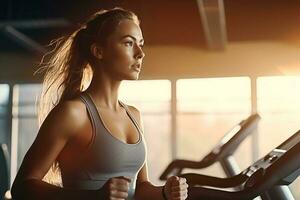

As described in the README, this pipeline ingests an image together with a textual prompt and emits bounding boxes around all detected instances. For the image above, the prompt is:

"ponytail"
[36,28,92,126]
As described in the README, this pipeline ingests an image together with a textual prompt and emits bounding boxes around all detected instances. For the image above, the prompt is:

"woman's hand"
[98,176,131,199]
[164,176,188,200]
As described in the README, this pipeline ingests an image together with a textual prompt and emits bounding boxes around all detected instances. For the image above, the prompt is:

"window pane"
[177,77,251,176]
[119,80,172,185]
[257,76,300,198]
[0,84,10,151]
[120,80,171,113]
[177,77,251,113]
[142,114,171,185]
[12,84,41,169]
[0,84,9,105]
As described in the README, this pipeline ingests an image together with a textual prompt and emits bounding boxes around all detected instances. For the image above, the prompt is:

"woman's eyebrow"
[121,35,144,43]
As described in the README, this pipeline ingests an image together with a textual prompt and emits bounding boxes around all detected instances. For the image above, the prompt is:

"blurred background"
[1,0,300,198]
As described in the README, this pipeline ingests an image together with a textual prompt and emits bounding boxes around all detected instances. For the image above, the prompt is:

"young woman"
[11,7,188,200]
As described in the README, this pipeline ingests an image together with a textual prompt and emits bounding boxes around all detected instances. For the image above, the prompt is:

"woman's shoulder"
[53,97,86,121]
[41,97,88,138]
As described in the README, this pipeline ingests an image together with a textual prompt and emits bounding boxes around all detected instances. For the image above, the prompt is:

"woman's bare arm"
[11,100,101,200]
[135,164,167,200]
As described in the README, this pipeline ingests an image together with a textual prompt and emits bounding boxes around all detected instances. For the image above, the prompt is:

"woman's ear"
[90,43,103,59]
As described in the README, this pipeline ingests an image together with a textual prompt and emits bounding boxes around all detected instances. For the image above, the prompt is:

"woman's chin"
[125,72,140,80]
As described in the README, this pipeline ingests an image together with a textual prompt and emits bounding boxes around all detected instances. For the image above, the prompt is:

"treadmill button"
[269,155,278,163]
[264,155,271,161]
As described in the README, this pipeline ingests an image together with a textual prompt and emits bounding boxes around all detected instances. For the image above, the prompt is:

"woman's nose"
[135,45,145,60]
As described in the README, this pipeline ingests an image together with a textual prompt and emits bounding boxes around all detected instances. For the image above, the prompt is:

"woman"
[11,7,188,200]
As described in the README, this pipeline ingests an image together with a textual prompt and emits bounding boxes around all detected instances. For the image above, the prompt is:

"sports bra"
[59,92,146,199]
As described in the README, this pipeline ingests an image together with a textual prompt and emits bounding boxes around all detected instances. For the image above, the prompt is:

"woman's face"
[99,19,145,80]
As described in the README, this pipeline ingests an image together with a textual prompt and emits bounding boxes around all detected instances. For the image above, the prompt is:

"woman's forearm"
[11,178,99,200]
[135,181,165,200]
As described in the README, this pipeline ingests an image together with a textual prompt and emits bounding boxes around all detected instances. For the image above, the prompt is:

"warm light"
[119,80,171,113]
[119,80,171,101]
[277,64,300,76]
[177,77,251,112]
[257,76,300,113]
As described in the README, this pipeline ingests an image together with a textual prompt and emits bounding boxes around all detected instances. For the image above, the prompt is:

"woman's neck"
[85,73,122,111]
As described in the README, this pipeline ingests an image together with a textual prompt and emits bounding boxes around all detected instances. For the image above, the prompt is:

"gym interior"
[1,0,300,199]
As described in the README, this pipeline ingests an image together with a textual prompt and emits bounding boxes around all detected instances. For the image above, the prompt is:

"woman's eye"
[124,41,134,46]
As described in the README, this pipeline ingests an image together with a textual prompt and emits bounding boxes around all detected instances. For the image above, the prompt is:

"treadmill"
[160,114,261,180]
[182,130,300,200]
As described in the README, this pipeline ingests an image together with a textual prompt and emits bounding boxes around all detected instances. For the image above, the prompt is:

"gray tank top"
[59,92,146,200]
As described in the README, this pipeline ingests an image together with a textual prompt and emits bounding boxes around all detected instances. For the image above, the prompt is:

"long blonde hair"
[35,7,139,186]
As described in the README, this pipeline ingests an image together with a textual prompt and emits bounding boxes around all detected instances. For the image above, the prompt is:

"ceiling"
[1,0,300,53]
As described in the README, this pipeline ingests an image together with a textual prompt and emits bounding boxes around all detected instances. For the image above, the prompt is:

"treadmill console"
[243,130,300,188]
[243,149,286,178]
[180,130,300,200]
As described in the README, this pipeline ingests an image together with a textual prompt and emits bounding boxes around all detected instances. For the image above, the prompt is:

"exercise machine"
[160,114,261,180]
[182,130,300,200]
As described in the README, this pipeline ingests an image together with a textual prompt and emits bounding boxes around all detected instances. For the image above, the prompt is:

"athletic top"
[59,92,147,200]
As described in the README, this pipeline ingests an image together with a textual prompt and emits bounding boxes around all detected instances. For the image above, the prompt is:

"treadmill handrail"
[180,172,248,188]
[160,114,260,180]
[159,156,216,180]
[217,113,260,157]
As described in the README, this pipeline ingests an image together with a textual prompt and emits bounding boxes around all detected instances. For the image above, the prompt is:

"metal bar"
[196,0,227,50]
[218,0,227,48]
[251,77,259,162]
[7,84,13,187]
[171,79,177,159]
[3,26,47,54]
[10,85,19,187]
[219,155,241,177]
[197,0,213,48]
[0,19,71,29]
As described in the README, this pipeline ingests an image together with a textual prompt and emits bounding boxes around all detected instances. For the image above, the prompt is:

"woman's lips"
[132,63,141,72]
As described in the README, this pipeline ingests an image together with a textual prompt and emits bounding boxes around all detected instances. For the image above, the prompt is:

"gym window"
[176,77,252,176]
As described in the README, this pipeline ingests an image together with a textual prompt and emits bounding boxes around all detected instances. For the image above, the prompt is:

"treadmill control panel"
[243,149,286,177]
[244,130,300,178]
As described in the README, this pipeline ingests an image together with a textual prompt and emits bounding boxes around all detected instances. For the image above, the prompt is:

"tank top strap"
[118,101,144,135]
[79,93,99,146]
